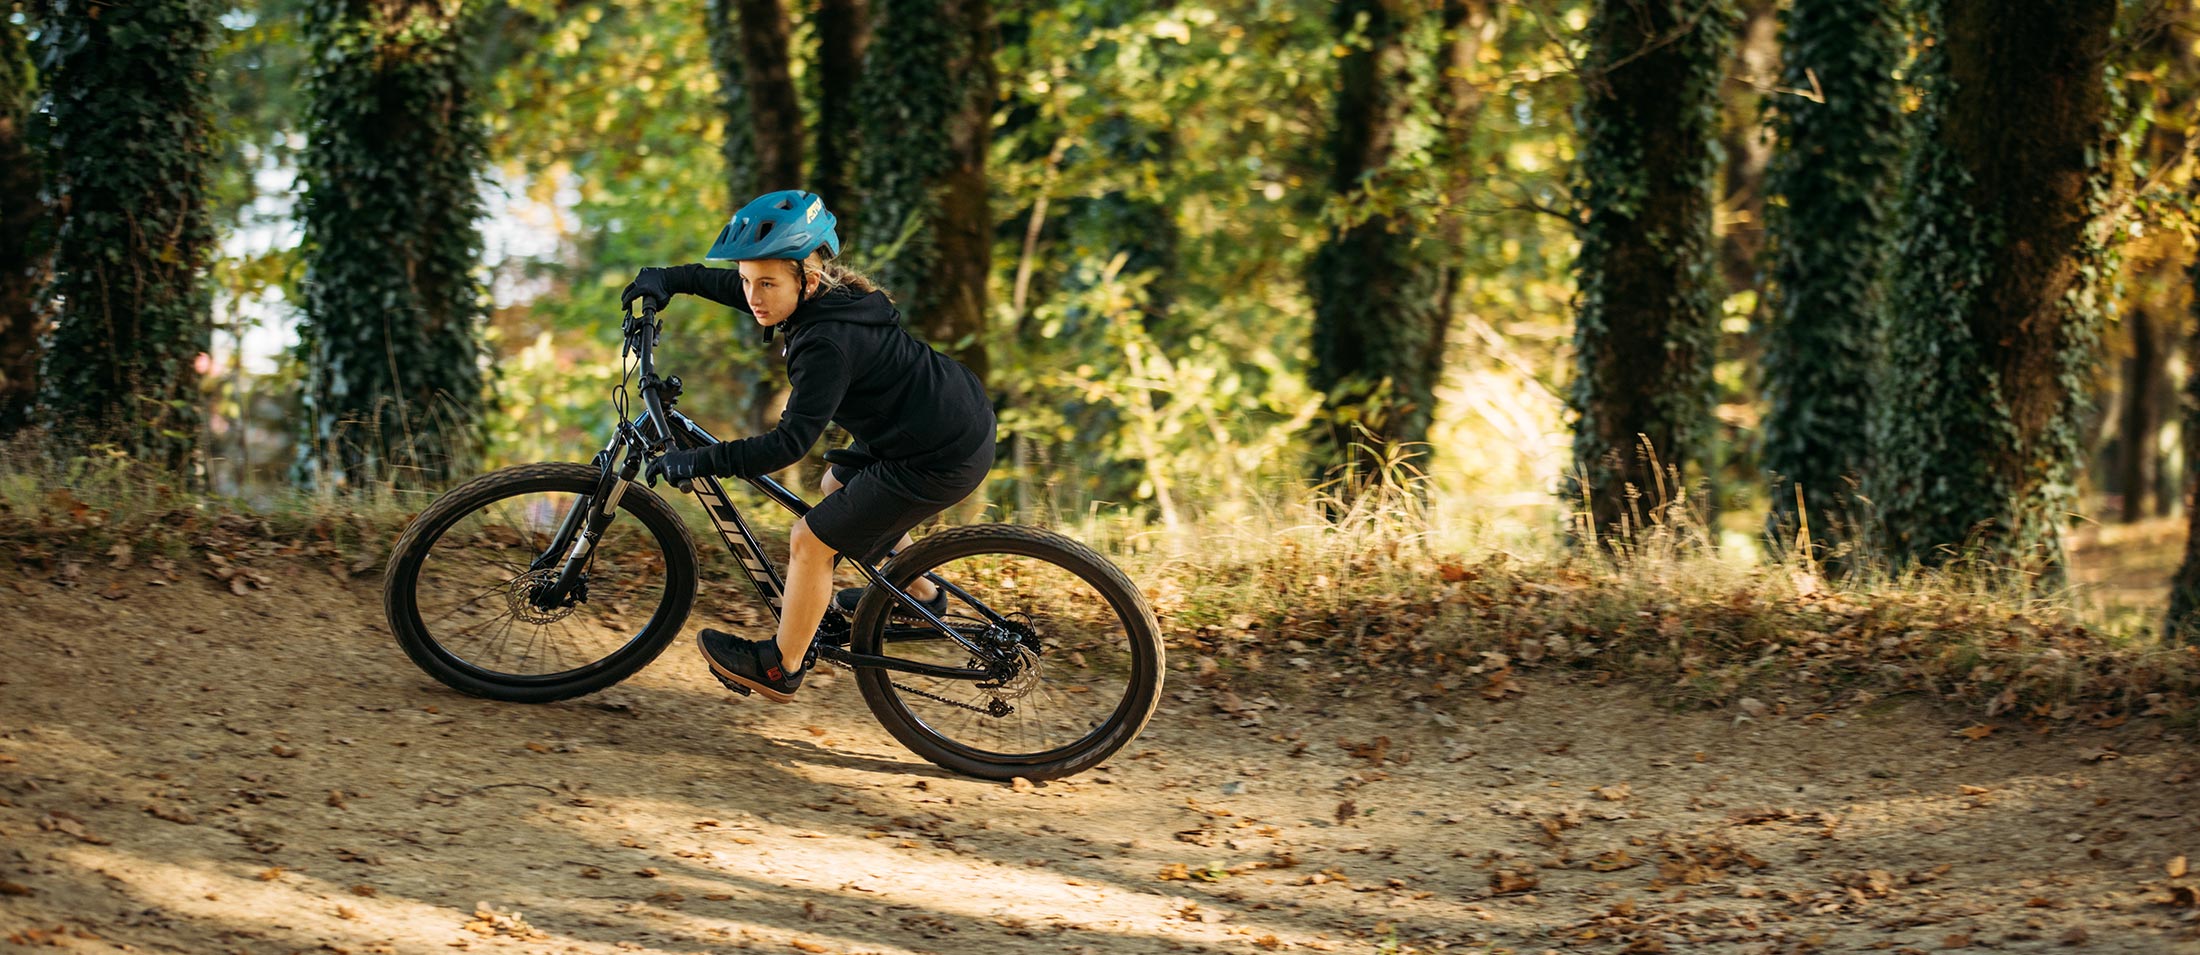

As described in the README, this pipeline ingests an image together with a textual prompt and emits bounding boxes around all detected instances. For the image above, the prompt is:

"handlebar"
[623,301,677,447]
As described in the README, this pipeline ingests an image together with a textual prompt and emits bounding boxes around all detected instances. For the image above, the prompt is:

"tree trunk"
[814,0,869,229]
[856,0,995,384]
[1716,0,1778,299]
[1306,0,1445,489]
[709,0,804,200]
[0,16,45,435]
[298,0,489,487]
[2167,208,2200,642]
[2117,303,2166,523]
[1427,0,1492,428]
[1760,0,1907,557]
[1568,0,1735,540]
[1871,0,2117,573]
[36,0,218,472]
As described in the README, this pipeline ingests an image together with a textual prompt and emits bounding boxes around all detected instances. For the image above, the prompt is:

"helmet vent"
[758,221,776,240]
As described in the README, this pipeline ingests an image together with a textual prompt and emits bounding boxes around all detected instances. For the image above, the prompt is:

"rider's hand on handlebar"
[622,268,673,313]
[645,446,709,490]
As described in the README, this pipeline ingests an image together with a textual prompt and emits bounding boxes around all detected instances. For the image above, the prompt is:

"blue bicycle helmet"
[704,190,841,266]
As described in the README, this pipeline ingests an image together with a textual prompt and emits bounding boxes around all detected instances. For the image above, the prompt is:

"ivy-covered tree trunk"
[709,0,803,200]
[1759,0,1906,555]
[1306,0,1442,487]
[0,14,46,435]
[814,0,868,224]
[298,0,489,487]
[1567,0,1735,539]
[856,0,994,383]
[35,0,218,470]
[1870,0,2117,573]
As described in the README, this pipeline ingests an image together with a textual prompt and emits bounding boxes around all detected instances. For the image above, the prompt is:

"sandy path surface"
[2,560,2196,954]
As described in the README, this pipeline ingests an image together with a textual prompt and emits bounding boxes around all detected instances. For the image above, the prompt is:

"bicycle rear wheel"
[383,462,698,703]
[849,524,1163,781]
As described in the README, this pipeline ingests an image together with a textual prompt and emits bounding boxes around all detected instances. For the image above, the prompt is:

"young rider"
[622,190,996,702]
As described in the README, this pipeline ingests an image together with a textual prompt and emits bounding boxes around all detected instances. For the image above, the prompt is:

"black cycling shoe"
[832,585,948,619]
[697,629,804,703]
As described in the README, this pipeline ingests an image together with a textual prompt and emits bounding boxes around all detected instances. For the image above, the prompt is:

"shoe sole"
[696,633,798,704]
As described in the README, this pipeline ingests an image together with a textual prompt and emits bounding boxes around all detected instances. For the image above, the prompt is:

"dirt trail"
[1,559,2196,954]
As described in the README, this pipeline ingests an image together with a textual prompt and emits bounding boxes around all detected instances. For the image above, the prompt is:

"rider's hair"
[789,250,884,300]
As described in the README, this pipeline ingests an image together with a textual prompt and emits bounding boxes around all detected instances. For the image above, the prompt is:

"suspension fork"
[530,428,644,607]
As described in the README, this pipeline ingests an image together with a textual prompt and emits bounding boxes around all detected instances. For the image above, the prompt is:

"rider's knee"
[789,518,836,561]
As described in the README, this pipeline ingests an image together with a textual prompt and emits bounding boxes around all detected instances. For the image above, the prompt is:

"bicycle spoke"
[409,481,671,681]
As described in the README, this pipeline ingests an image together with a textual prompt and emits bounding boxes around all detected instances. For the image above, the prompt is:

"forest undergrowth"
[4,439,2196,742]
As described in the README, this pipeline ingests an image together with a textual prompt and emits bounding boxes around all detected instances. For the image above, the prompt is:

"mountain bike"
[381,302,1164,781]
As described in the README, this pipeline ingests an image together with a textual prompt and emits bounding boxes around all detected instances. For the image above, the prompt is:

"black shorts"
[806,435,995,566]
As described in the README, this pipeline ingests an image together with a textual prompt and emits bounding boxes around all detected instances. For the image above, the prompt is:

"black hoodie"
[663,263,995,493]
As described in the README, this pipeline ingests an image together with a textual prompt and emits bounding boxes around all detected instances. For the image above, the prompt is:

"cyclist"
[622,190,996,702]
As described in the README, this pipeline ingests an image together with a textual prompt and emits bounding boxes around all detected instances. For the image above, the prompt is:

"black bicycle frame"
[531,304,1017,683]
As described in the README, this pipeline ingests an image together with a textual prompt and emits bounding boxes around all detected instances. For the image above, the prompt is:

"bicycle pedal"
[713,673,753,697]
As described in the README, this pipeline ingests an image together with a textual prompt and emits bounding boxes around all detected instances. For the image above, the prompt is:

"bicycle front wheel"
[383,462,698,703]
[849,524,1164,781]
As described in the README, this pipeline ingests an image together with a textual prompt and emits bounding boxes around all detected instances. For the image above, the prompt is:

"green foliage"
[987,0,1336,515]
[482,0,760,464]
[1758,0,1908,553]
[1567,0,1737,537]
[34,0,220,471]
[296,0,491,487]
[1870,0,2118,574]
[1306,0,1446,485]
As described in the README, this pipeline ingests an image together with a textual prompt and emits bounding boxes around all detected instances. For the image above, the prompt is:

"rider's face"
[737,260,814,327]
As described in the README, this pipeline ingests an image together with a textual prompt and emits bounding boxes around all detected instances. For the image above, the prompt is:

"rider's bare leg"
[774,518,835,675]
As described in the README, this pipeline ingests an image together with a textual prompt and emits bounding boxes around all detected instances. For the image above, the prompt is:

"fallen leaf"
[143,804,197,825]
[1157,863,1191,881]
[2169,855,2188,879]
[1490,869,1538,894]
[790,941,829,954]
[1956,724,1995,741]
[39,814,108,845]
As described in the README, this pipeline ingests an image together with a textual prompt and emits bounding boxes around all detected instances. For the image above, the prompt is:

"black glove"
[622,267,675,312]
[645,446,711,488]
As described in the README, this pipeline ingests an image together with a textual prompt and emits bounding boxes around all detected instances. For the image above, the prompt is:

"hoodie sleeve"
[697,338,850,478]
[663,263,753,314]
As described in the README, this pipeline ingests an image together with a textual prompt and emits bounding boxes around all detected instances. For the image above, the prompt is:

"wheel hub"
[510,568,579,625]
[985,644,1044,704]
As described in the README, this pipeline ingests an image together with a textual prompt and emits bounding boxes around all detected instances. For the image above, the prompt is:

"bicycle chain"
[819,652,1004,715]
